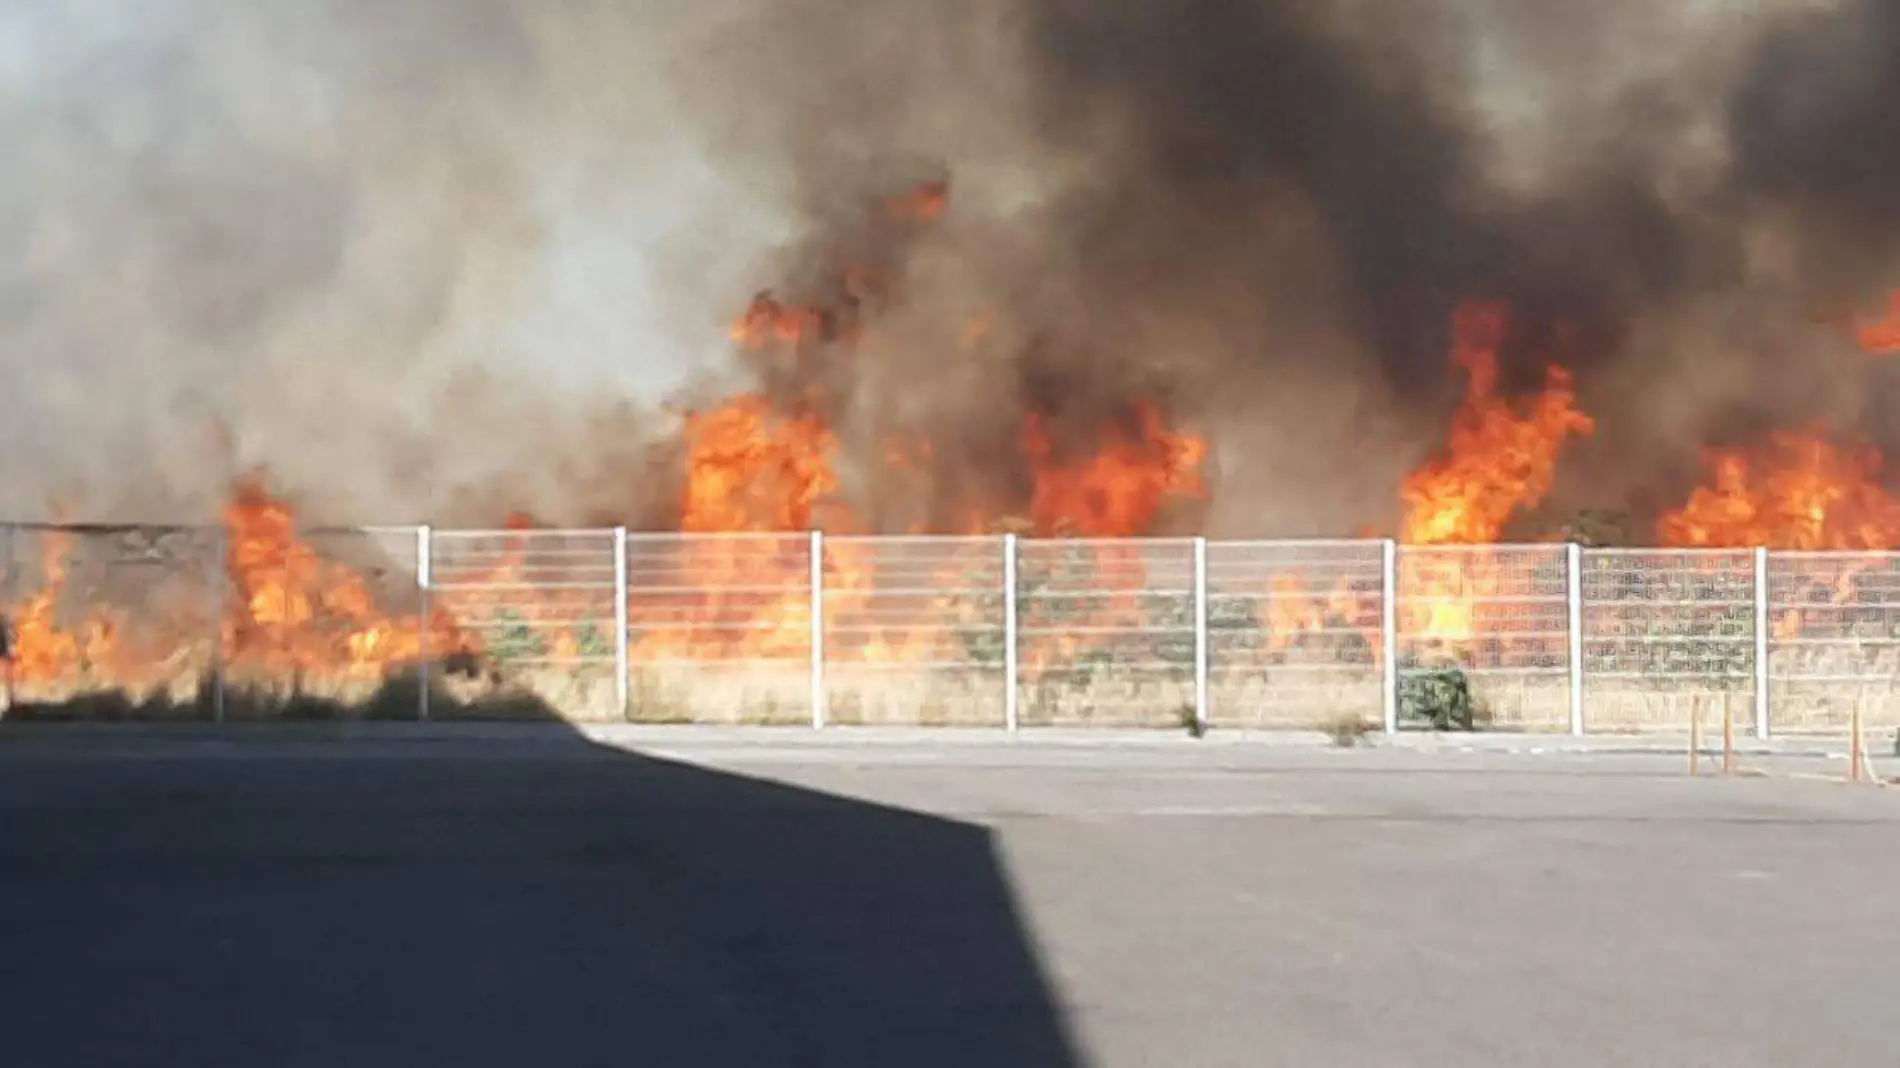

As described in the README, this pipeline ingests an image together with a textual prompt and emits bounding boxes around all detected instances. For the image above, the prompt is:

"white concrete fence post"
[1567,542,1585,736]
[1004,533,1019,733]
[1381,538,1399,735]
[613,526,629,720]
[416,525,431,722]
[810,530,826,730]
[213,523,228,726]
[1193,536,1209,733]
[1754,545,1771,739]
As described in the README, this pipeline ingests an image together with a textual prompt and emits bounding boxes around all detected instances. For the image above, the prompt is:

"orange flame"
[731,292,824,348]
[220,475,472,679]
[1658,431,1900,550]
[885,180,948,221]
[1400,302,1596,545]
[1021,402,1208,538]
[633,200,1216,666]
[1661,432,1900,646]
[678,395,845,534]
[8,531,93,684]
[1262,573,1371,660]
[1855,291,1900,354]
[1389,304,1593,652]
[0,478,481,703]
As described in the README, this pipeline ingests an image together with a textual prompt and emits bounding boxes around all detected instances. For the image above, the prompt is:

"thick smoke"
[666,0,1900,536]
[1726,0,1900,303]
[0,1,761,525]
[5,0,1899,536]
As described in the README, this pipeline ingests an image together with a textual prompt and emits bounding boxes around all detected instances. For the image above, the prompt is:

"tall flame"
[1400,302,1596,545]
[9,531,91,684]
[618,175,1213,670]
[1393,303,1594,651]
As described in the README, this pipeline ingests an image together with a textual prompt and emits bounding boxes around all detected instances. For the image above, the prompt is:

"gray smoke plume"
[4,0,1897,536]
[0,1,766,526]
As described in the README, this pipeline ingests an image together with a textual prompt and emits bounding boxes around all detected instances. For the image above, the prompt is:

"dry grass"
[2,649,1895,736]
[1207,672,1383,729]
[0,668,564,724]
[1318,710,1376,747]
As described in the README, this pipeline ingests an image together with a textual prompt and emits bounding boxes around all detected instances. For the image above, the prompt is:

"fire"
[0,478,480,706]
[1021,402,1208,538]
[1856,291,1900,354]
[885,179,948,221]
[731,292,824,348]
[1261,572,1376,662]
[6,531,101,685]
[223,477,478,680]
[643,390,846,664]
[1658,432,1900,649]
[1264,574,1324,652]
[1658,431,1900,550]
[1007,401,1208,687]
[636,393,1209,667]
[1393,303,1594,652]
[220,476,467,678]
[1400,302,1596,546]
[623,176,1212,672]
[678,395,845,534]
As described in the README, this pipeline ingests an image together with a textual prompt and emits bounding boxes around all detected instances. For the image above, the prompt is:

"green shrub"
[1557,508,1634,548]
[485,607,547,665]
[1399,658,1474,730]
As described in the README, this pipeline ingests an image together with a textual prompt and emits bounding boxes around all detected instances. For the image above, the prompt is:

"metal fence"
[1580,549,1758,735]
[1,525,1896,735]
[1398,544,1572,732]
[1206,540,1385,729]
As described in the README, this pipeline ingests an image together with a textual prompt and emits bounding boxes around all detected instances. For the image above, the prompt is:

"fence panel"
[429,529,620,721]
[0,524,223,720]
[622,533,813,725]
[1579,549,1756,734]
[821,536,1008,727]
[1767,552,1900,734]
[1205,540,1384,728]
[1396,545,1569,730]
[1014,538,1196,728]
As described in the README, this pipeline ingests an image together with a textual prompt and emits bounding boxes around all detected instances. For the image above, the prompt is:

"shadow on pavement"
[0,713,1081,1067]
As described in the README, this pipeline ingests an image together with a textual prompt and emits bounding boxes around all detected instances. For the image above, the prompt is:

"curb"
[0,721,1888,758]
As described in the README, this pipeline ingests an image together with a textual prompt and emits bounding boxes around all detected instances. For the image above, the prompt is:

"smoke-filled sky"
[2,0,1895,535]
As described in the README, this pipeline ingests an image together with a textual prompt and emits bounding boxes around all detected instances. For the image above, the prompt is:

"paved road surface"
[1,728,1895,1067]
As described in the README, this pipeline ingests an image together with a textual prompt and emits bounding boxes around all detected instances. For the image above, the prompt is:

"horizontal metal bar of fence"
[432,528,622,538]
[1764,549,1900,560]
[1204,538,1380,549]
[622,530,810,541]
[1588,546,1767,557]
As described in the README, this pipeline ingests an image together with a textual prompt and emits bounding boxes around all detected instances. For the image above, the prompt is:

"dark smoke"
[6,1,1899,536]
[672,0,1900,535]
[1725,0,1900,305]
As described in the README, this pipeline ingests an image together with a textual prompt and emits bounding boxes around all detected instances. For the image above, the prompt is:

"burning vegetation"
[4,179,1900,717]
[6,1,1900,721]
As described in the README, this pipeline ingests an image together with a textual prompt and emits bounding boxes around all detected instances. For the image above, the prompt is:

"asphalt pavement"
[1,727,1895,1067]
